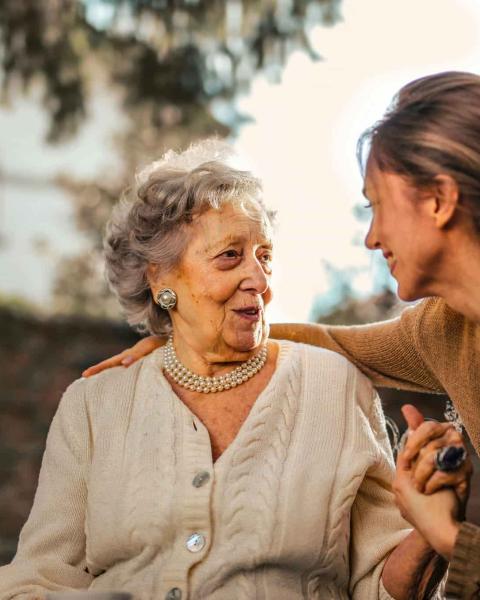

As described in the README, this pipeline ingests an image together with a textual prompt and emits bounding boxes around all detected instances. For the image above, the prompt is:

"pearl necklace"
[163,336,268,393]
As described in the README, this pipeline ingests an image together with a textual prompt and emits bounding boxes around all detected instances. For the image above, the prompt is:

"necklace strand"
[163,336,268,393]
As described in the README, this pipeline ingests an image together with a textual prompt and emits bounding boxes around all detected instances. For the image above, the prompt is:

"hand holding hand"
[392,405,472,560]
[400,405,471,504]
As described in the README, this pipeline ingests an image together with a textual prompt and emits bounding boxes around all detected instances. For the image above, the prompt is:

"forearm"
[382,530,446,599]
[270,317,442,393]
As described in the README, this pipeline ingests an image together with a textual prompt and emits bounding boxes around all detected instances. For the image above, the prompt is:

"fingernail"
[121,356,134,366]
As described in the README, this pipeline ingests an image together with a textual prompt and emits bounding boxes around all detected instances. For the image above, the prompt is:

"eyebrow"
[205,235,273,253]
[205,235,239,253]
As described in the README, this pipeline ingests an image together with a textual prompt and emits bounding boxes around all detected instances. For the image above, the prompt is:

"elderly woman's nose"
[240,256,269,293]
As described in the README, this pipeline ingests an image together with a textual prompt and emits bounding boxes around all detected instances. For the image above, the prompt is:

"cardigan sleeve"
[270,299,445,394]
[445,521,480,599]
[0,378,93,598]
[346,372,444,600]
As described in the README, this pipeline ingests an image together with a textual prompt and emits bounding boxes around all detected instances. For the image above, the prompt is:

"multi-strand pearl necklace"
[163,336,268,393]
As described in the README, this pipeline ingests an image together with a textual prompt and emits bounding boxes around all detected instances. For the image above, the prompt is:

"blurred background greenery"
[0,0,478,565]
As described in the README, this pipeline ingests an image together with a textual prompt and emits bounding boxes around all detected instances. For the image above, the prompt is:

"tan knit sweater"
[270,297,480,600]
[0,342,410,599]
[271,297,480,454]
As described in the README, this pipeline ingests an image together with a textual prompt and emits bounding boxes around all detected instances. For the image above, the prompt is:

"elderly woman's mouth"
[233,307,263,321]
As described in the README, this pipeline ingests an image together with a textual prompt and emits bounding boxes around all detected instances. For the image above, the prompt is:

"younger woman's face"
[363,160,446,301]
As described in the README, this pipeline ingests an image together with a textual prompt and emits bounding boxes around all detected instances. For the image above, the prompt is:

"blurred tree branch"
[0,0,342,318]
[1,0,342,141]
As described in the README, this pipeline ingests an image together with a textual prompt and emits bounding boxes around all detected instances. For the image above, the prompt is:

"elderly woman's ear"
[146,263,160,293]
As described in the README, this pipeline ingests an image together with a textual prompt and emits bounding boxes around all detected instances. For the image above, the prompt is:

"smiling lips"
[233,306,262,322]
[383,251,397,274]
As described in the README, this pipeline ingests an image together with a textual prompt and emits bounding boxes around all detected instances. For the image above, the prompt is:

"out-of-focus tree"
[314,288,402,326]
[0,0,342,318]
[310,264,402,325]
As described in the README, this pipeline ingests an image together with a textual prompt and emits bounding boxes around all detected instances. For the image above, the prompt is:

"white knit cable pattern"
[197,342,300,598]
[305,371,382,597]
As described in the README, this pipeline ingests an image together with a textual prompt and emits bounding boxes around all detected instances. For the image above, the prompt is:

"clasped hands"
[393,404,473,561]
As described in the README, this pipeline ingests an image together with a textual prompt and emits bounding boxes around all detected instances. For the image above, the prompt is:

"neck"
[169,331,264,378]
[426,232,480,323]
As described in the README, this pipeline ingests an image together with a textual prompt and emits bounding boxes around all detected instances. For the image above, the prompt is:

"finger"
[431,460,472,498]
[456,480,470,505]
[82,352,132,377]
[424,469,470,495]
[412,428,466,468]
[410,433,461,487]
[395,447,421,480]
[82,336,164,377]
[401,404,425,431]
[411,450,437,492]
[443,429,465,447]
[396,448,412,473]
[403,421,453,461]
[135,336,165,353]
[411,448,467,492]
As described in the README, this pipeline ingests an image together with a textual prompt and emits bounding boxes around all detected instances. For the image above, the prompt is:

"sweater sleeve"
[270,299,445,394]
[346,370,444,600]
[0,378,93,598]
[347,374,412,599]
[445,521,480,599]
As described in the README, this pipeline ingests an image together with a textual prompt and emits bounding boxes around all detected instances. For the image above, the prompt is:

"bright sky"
[1,0,480,321]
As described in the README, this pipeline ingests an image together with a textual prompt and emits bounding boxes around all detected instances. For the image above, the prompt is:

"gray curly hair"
[104,140,274,335]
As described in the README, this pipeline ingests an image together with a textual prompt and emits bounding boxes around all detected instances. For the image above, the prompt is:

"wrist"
[427,519,460,561]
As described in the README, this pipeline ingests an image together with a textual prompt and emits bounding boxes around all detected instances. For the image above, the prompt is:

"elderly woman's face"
[154,203,273,356]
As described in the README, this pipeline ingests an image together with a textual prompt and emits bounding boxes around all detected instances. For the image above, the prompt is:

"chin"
[227,325,269,353]
[396,282,422,303]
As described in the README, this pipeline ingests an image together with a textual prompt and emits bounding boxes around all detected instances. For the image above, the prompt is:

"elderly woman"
[0,142,445,599]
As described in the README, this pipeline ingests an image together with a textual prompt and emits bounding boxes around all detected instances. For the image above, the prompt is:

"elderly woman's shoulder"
[292,341,373,389]
[295,341,359,370]
[61,358,147,412]
[290,342,376,416]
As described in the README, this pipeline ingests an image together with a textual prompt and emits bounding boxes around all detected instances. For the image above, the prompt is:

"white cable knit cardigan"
[0,341,410,599]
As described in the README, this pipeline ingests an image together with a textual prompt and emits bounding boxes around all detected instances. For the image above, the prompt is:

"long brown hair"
[358,71,480,232]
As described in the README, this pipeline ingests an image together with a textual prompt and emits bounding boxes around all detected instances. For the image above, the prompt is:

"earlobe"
[432,175,459,228]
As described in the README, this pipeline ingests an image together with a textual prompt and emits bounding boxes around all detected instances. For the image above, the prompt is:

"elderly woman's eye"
[221,249,240,258]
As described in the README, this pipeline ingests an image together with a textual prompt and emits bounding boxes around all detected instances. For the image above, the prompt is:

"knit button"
[165,588,182,600]
[186,532,206,552]
[192,471,210,488]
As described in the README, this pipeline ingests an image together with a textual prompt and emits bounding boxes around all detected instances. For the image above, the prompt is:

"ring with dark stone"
[434,445,467,472]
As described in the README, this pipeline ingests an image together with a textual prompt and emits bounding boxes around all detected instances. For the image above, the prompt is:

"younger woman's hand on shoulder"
[82,336,164,377]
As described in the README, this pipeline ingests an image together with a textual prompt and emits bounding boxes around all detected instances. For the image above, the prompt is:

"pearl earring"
[155,288,177,310]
